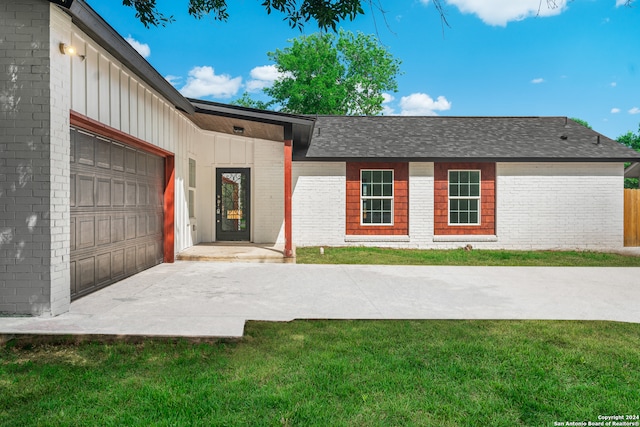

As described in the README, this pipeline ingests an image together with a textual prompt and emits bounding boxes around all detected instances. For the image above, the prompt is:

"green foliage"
[570,117,591,129]
[2,321,640,425]
[264,30,401,115]
[229,92,272,110]
[618,124,640,189]
[296,246,640,266]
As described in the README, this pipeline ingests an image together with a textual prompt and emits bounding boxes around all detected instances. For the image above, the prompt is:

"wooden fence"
[624,189,640,246]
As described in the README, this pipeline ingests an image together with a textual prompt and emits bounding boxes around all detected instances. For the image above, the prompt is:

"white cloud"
[616,0,628,6]
[179,66,242,99]
[531,77,545,84]
[246,65,293,92]
[422,0,568,26]
[399,93,452,116]
[611,108,621,114]
[125,36,150,58]
[629,107,640,115]
[165,75,182,86]
[610,82,617,87]
[382,93,395,104]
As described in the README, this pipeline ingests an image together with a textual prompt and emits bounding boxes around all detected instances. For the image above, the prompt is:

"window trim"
[360,169,394,226]
[448,169,481,226]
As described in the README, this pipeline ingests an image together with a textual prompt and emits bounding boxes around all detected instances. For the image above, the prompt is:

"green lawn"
[2,320,639,426]
[296,246,640,266]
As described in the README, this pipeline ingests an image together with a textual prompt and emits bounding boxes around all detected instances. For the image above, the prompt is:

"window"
[361,170,393,225]
[448,170,480,225]
[188,158,196,218]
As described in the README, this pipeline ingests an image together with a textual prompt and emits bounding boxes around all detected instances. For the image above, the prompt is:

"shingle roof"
[301,116,640,162]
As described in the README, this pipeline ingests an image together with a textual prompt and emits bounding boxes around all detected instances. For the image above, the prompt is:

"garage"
[70,127,165,299]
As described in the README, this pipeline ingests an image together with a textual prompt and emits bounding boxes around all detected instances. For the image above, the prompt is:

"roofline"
[625,162,640,178]
[295,157,640,163]
[189,99,316,127]
[60,0,195,114]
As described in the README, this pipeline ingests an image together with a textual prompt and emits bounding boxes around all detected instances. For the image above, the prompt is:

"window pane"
[460,171,469,183]
[383,199,392,210]
[450,199,459,210]
[362,184,369,196]
[363,212,371,223]
[383,212,392,223]
[361,171,371,183]
[373,199,382,210]
[373,170,382,182]
[450,212,458,224]
[460,184,469,197]
[373,184,382,196]
[470,184,480,197]
[470,199,479,211]
[449,184,458,197]
[383,184,392,197]
[470,212,478,224]
[189,159,196,188]
[470,171,480,183]
[383,171,393,183]
[460,212,469,223]
[460,199,468,210]
[449,171,459,184]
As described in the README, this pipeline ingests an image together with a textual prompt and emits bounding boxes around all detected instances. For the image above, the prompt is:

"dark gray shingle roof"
[302,116,640,162]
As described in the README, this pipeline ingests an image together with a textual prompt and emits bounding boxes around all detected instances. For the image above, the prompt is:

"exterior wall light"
[59,43,85,60]
[233,126,245,135]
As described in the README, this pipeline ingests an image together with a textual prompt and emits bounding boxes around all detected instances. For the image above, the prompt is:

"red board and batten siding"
[434,162,496,236]
[345,162,409,236]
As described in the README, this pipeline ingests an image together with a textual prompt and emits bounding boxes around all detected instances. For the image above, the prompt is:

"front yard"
[296,247,640,266]
[2,320,639,426]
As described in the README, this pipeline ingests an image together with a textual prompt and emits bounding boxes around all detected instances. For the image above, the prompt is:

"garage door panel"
[97,178,111,206]
[78,176,95,207]
[78,217,95,249]
[112,143,124,172]
[77,131,95,166]
[97,217,111,246]
[96,137,111,169]
[71,127,164,300]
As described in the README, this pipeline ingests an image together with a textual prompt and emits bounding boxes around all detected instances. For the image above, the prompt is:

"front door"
[216,168,250,241]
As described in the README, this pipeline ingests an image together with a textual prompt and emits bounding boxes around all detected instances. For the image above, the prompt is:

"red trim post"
[164,156,175,263]
[284,139,293,258]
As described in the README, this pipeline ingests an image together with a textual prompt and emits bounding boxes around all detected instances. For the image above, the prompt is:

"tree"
[239,30,400,115]
[570,118,592,129]
[122,1,634,31]
[618,124,640,189]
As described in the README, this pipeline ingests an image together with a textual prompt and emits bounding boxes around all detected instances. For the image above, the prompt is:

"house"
[2,0,640,317]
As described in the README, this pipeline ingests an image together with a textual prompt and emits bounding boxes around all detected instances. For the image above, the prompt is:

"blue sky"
[86,0,640,139]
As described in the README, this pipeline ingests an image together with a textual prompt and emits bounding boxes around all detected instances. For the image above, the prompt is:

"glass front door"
[216,168,250,241]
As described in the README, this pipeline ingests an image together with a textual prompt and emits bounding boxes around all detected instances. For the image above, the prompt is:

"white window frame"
[360,169,394,226]
[448,169,481,226]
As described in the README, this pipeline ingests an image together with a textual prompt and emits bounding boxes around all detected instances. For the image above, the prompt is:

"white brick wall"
[494,162,624,250]
[254,140,284,244]
[290,161,626,251]
[291,162,346,247]
[48,5,72,315]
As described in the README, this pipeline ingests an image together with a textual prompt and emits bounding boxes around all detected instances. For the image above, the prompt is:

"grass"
[296,246,640,266]
[1,320,639,426]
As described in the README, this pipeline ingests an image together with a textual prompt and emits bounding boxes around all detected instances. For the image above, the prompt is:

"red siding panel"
[434,162,496,236]
[346,162,409,236]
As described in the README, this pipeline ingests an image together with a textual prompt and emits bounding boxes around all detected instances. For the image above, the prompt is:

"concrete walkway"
[1,262,639,339]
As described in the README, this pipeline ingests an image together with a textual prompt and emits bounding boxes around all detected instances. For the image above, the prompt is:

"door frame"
[215,167,251,241]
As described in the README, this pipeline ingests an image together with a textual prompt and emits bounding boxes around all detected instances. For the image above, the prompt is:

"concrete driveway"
[1,262,639,338]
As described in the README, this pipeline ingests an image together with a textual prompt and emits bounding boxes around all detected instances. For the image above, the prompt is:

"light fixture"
[233,126,245,135]
[59,43,85,60]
